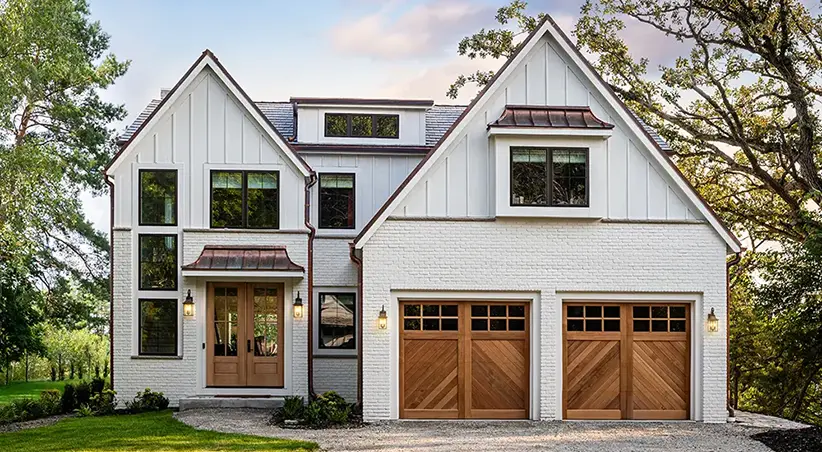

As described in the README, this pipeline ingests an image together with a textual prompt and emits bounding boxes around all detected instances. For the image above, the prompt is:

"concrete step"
[179,396,285,411]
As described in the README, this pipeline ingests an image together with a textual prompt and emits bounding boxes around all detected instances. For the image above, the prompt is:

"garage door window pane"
[404,319,420,330]
[652,320,668,332]
[585,306,601,317]
[423,305,439,317]
[652,306,668,318]
[472,319,488,331]
[441,305,458,317]
[634,320,650,332]
[472,305,487,317]
[441,318,458,331]
[670,306,686,319]
[670,320,686,332]
[490,305,506,317]
[404,305,420,317]
[604,306,620,318]
[490,319,506,331]
[509,319,525,331]
[633,306,650,318]
[567,319,584,331]
[586,319,602,331]
[423,319,440,330]
[508,305,525,317]
[604,319,620,331]
[567,306,584,317]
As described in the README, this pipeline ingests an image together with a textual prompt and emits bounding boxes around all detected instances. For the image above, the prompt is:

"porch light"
[183,290,195,317]
[706,307,719,332]
[293,292,304,319]
[378,305,388,330]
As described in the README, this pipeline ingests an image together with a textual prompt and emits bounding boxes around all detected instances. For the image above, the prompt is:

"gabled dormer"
[291,97,434,146]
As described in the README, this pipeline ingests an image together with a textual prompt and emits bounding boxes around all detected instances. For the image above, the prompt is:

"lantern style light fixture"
[182,290,195,317]
[706,307,719,332]
[378,305,388,330]
[293,292,304,319]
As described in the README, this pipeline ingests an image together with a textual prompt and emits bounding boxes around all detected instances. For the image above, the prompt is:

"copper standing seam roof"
[182,245,305,272]
[489,105,615,130]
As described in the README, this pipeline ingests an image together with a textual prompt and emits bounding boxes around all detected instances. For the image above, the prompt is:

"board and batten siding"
[296,106,427,146]
[394,34,700,222]
[110,68,306,230]
[303,154,422,231]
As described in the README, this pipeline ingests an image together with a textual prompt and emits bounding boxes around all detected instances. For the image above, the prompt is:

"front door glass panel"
[253,287,279,356]
[213,287,239,356]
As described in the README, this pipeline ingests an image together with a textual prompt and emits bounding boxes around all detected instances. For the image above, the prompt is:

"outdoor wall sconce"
[378,305,388,330]
[183,290,195,317]
[706,307,719,332]
[293,292,304,319]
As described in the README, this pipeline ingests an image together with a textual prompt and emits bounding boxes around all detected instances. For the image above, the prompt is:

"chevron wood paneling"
[632,340,689,419]
[401,338,459,418]
[470,338,528,418]
[564,339,622,419]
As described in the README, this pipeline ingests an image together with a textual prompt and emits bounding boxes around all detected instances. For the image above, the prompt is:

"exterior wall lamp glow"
[378,305,388,330]
[706,307,719,332]
[183,289,195,317]
[293,292,304,319]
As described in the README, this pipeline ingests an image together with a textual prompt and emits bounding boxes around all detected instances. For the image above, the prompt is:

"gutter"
[726,250,742,417]
[103,173,115,388]
[304,173,318,398]
[349,244,364,406]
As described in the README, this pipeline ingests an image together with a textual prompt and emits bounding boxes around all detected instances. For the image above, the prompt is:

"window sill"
[131,355,183,360]
[313,352,358,359]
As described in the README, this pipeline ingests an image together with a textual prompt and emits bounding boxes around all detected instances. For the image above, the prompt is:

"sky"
[80,0,645,233]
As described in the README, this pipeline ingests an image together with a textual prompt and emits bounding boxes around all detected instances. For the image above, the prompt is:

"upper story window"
[139,170,177,226]
[324,113,399,139]
[210,171,279,229]
[319,173,355,229]
[511,147,588,207]
[139,234,177,291]
[319,293,356,349]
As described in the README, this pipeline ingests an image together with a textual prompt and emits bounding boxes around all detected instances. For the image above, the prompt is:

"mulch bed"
[0,413,74,433]
[752,427,822,452]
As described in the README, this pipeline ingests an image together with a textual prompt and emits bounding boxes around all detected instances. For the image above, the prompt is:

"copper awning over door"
[182,245,304,277]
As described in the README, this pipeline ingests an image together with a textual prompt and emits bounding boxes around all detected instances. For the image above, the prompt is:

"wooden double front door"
[563,302,691,420]
[400,301,530,419]
[206,283,284,387]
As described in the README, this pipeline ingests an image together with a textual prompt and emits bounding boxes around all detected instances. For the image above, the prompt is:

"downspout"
[726,250,742,418]
[349,244,363,406]
[103,173,115,388]
[304,173,317,398]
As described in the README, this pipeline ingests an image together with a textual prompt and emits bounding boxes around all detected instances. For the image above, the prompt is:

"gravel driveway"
[176,408,775,451]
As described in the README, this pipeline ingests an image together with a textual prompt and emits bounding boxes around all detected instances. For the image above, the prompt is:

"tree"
[449,0,822,245]
[0,261,44,377]
[0,0,128,285]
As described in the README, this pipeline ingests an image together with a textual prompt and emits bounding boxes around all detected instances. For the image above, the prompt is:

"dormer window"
[511,147,588,207]
[324,113,399,138]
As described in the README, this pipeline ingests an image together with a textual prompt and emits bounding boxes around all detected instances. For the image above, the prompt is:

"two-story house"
[105,16,742,423]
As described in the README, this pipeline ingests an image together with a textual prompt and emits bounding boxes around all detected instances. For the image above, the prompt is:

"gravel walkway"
[176,408,774,451]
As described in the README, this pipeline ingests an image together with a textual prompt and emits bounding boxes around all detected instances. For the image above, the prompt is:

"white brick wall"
[313,357,358,401]
[361,219,728,422]
[313,237,357,287]
[113,230,310,406]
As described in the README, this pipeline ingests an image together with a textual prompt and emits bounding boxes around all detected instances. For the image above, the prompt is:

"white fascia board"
[487,127,613,138]
[297,104,431,110]
[353,19,557,249]
[543,20,741,253]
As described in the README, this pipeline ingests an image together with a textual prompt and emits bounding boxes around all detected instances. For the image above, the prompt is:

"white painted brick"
[313,357,357,401]
[361,219,728,422]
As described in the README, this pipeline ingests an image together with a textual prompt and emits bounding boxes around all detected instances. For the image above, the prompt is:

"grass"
[0,410,317,451]
[0,380,83,405]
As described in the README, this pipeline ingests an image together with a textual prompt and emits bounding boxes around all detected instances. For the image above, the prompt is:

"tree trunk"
[24,351,29,382]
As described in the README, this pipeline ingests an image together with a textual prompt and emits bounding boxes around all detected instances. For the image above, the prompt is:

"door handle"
[247,339,252,353]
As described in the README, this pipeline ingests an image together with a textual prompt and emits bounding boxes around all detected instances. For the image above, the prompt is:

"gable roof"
[353,15,742,253]
[105,50,312,176]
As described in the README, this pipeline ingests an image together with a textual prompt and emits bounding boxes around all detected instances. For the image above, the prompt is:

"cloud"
[329,0,495,60]
[378,56,501,104]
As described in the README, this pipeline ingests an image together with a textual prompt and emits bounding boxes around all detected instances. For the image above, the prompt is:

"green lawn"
[0,411,317,451]
[0,380,82,405]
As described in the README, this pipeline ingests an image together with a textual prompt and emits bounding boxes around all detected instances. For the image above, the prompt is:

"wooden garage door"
[400,301,529,419]
[562,302,690,420]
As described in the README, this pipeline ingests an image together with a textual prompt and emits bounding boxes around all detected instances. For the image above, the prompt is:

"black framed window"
[323,113,399,138]
[511,147,588,207]
[139,170,177,225]
[210,171,279,228]
[139,299,177,356]
[139,234,177,290]
[318,293,356,349]
[319,173,355,229]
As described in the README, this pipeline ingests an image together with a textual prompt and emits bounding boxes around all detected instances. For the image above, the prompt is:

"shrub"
[88,389,117,415]
[90,377,106,395]
[274,396,304,422]
[74,381,92,407]
[303,400,326,428]
[61,383,76,413]
[39,390,62,414]
[0,392,62,425]
[77,405,94,417]
[125,388,169,413]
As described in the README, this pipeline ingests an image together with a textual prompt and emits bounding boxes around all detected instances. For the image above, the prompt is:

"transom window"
[324,113,399,138]
[139,299,177,356]
[403,304,459,331]
[470,304,526,331]
[511,147,588,207]
[633,305,687,333]
[566,305,621,332]
[138,234,177,291]
[319,293,356,349]
[319,174,355,229]
[210,171,279,229]
[139,170,177,226]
